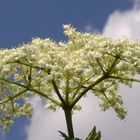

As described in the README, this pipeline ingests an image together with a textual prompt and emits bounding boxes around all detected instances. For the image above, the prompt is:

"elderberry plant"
[0,25,140,139]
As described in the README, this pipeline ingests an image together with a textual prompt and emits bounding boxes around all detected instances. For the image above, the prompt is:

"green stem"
[71,75,105,107]
[0,77,61,107]
[0,89,28,105]
[63,106,74,139]
[52,80,66,105]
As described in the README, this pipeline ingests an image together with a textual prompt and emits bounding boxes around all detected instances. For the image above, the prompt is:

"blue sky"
[1,0,140,140]
[0,0,132,48]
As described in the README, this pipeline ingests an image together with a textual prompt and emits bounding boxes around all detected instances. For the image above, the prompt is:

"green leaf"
[58,131,69,140]
[85,126,101,140]
[58,131,82,140]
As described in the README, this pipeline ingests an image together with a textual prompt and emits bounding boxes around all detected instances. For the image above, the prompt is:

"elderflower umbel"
[0,25,140,131]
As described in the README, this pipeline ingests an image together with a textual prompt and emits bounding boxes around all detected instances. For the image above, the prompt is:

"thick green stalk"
[63,106,74,139]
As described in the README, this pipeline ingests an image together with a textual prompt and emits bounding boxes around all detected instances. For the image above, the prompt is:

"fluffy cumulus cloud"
[26,89,140,140]
[26,94,104,140]
[103,1,140,40]
[25,97,66,140]
[26,1,140,140]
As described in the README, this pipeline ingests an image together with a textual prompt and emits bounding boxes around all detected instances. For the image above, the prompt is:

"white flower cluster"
[0,25,140,130]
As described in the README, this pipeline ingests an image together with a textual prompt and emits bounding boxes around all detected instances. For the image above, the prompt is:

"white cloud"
[103,6,140,40]
[26,86,140,140]
[25,97,66,140]
[26,94,103,140]
[26,3,140,140]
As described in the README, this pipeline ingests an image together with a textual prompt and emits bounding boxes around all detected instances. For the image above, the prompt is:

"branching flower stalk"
[0,25,140,139]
